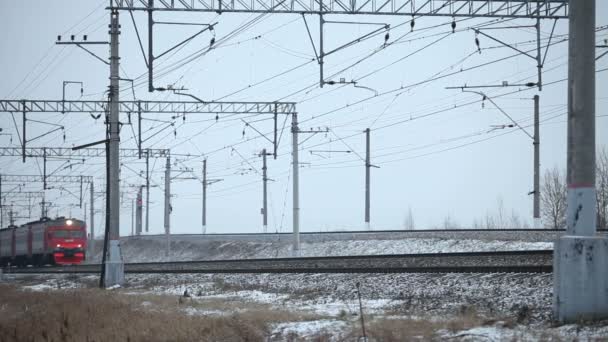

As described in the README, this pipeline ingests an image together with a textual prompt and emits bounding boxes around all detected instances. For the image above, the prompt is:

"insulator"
[174,129,177,137]
[384,32,389,42]
[183,114,186,122]
[57,35,61,41]
[410,19,415,32]
[83,35,87,41]
[242,129,245,137]
[210,37,215,46]
[70,35,75,41]
[451,20,456,33]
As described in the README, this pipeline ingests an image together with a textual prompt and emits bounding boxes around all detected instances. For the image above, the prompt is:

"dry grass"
[0,284,320,342]
[343,308,486,341]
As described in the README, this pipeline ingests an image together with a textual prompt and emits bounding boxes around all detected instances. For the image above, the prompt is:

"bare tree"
[597,147,608,230]
[403,206,415,230]
[442,213,459,229]
[495,197,507,228]
[541,166,567,229]
[472,218,483,229]
[508,210,523,228]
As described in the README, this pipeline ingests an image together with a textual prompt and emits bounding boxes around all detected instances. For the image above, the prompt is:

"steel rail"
[5,250,552,274]
[123,228,579,238]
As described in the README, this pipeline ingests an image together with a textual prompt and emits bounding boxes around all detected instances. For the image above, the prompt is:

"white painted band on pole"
[566,186,597,236]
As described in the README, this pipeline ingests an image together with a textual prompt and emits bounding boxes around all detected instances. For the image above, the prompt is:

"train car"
[0,217,87,266]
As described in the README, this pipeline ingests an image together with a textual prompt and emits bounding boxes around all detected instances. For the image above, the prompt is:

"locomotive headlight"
[56,244,61,248]
[66,219,73,226]
[77,244,82,248]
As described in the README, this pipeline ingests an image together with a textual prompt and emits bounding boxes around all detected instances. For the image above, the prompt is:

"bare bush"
[472,197,530,229]
[541,167,567,229]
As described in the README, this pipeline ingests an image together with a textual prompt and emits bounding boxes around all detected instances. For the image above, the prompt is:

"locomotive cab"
[48,219,87,265]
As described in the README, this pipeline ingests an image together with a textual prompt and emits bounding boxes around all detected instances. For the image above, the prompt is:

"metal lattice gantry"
[110,0,568,18]
[0,100,296,115]
[0,147,170,158]
[0,174,93,184]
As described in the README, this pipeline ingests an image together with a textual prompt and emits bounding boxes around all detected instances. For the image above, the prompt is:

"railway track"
[5,250,552,274]
[123,228,569,240]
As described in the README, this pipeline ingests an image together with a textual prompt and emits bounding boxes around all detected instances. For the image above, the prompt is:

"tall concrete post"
[145,149,150,233]
[8,206,14,226]
[533,95,540,226]
[202,158,207,234]
[292,113,300,256]
[131,199,134,236]
[164,155,170,256]
[104,9,125,287]
[90,181,94,252]
[262,149,268,233]
[136,186,143,235]
[554,0,608,322]
[365,128,371,230]
[0,175,3,228]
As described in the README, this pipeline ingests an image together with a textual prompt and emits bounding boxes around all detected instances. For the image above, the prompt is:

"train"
[0,217,87,266]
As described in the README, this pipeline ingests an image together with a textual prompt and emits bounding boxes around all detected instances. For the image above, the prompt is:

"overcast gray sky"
[0,1,606,236]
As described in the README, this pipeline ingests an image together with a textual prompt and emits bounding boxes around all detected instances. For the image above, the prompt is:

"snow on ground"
[10,232,604,340]
[19,275,87,291]
[270,319,349,339]
[89,237,552,263]
[124,272,554,321]
[6,272,608,340]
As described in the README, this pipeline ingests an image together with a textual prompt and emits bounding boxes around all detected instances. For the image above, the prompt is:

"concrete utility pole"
[533,95,540,226]
[145,149,150,233]
[104,9,124,287]
[364,128,379,230]
[8,206,14,226]
[164,155,171,256]
[131,199,134,236]
[554,0,607,322]
[201,158,222,233]
[89,181,94,251]
[260,149,271,233]
[365,128,371,230]
[0,175,3,228]
[136,185,143,235]
[291,113,300,256]
[202,158,207,234]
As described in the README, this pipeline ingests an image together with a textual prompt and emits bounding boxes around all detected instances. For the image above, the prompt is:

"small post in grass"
[356,282,368,341]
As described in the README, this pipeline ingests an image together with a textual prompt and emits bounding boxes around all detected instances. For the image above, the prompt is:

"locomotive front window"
[52,230,85,238]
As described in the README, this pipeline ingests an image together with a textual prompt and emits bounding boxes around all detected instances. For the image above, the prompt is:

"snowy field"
[6,234,605,340]
[6,272,608,341]
[89,237,553,263]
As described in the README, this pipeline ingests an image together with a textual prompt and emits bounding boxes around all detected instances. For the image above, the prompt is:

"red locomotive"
[0,217,87,266]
